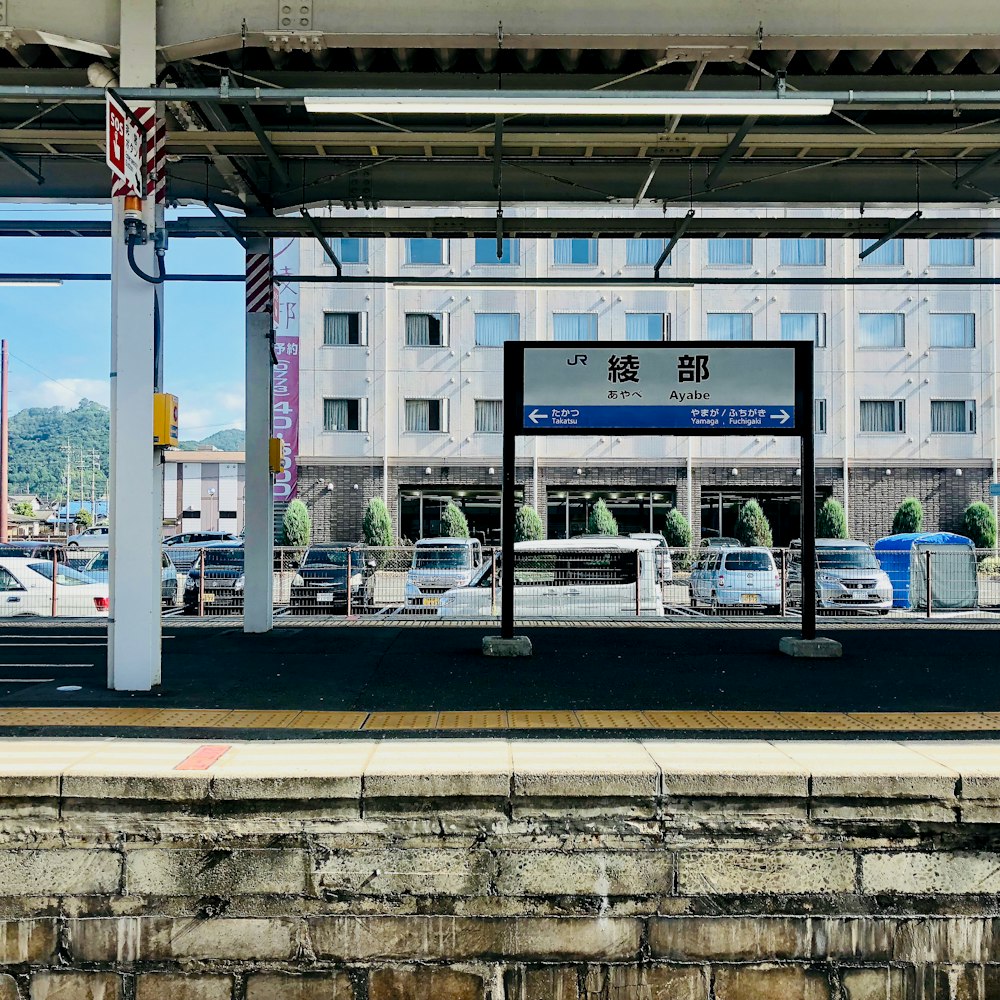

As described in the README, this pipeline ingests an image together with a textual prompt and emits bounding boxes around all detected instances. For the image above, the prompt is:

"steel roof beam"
[704,116,757,190]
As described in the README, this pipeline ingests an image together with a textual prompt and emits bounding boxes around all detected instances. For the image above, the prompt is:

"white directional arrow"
[527,408,549,424]
[769,409,791,424]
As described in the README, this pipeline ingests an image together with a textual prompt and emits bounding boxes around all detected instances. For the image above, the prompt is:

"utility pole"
[91,450,98,524]
[80,449,86,520]
[63,443,72,538]
[0,340,8,543]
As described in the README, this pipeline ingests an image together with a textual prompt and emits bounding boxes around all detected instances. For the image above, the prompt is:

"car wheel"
[689,591,698,608]
[67,542,79,550]
[709,592,720,613]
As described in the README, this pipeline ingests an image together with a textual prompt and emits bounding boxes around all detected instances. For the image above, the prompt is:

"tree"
[281,499,312,548]
[440,501,470,538]
[12,501,35,518]
[514,505,544,542]
[663,508,692,548]
[892,497,924,534]
[962,501,997,550]
[587,498,618,536]
[74,509,93,528]
[362,497,393,548]
[734,499,773,548]
[816,497,848,539]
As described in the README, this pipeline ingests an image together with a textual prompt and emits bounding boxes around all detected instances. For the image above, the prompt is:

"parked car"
[289,546,376,614]
[182,544,245,614]
[405,537,483,609]
[163,531,240,572]
[689,546,781,612]
[0,541,66,561]
[699,537,741,549]
[628,532,673,584]
[436,537,664,618]
[82,550,179,609]
[0,557,109,617]
[66,525,110,550]
[788,538,893,613]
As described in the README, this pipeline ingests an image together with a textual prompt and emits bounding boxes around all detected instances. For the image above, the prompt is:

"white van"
[405,537,483,608]
[628,532,673,584]
[435,537,664,618]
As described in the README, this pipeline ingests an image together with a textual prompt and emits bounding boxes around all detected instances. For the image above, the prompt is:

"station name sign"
[514,342,801,436]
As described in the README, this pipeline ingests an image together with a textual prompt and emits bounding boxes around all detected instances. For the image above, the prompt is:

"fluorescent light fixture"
[0,279,63,287]
[305,92,834,118]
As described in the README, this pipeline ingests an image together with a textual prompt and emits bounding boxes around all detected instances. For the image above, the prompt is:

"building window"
[930,313,975,348]
[323,238,368,265]
[859,239,904,266]
[707,239,752,265]
[406,238,447,264]
[626,238,668,266]
[323,398,366,432]
[780,312,826,347]
[405,312,447,347]
[475,238,519,264]
[553,238,598,266]
[323,312,366,346]
[860,399,905,433]
[929,239,974,266]
[858,313,905,350]
[625,313,666,341]
[780,238,826,266]
[931,399,976,434]
[553,313,598,340]
[405,398,448,432]
[706,313,752,340]
[814,398,827,434]
[475,400,503,433]
[475,313,520,347]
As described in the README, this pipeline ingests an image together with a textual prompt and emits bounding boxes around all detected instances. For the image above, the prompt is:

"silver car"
[788,538,893,613]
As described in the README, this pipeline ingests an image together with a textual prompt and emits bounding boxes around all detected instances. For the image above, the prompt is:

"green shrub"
[12,501,35,518]
[440,501,470,539]
[816,497,848,539]
[362,497,393,548]
[73,509,93,528]
[281,499,311,548]
[587,498,618,536]
[734,499,773,548]
[980,556,1000,577]
[514,505,544,542]
[663,508,692,549]
[962,501,997,550]
[892,497,923,534]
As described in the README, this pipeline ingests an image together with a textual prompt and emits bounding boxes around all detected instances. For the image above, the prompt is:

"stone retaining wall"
[2,739,1000,998]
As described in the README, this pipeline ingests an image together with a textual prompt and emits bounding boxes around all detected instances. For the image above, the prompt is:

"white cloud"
[11,377,110,412]
[177,389,245,438]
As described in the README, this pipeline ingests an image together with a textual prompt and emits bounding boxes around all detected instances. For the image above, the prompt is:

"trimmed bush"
[281,499,311,548]
[73,509,93,528]
[514,505,544,542]
[362,497,393,548]
[816,497,848,539]
[733,499,773,548]
[663,508,692,548]
[587,498,618,536]
[962,501,997,550]
[440,501,470,539]
[892,497,924,534]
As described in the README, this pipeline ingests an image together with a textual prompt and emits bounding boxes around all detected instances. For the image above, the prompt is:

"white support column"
[108,0,160,691]
[244,240,274,632]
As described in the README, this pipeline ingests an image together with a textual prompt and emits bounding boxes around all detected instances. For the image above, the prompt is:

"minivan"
[788,538,893,612]
[435,537,664,618]
[405,537,483,608]
[689,546,781,612]
[628,533,673,584]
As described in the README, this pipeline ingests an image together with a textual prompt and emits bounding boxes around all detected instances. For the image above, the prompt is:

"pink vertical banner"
[272,239,300,501]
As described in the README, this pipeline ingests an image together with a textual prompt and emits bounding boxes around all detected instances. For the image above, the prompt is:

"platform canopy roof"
[2,0,1000,235]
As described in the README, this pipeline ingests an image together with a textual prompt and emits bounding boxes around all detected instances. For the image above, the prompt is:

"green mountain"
[8,401,244,500]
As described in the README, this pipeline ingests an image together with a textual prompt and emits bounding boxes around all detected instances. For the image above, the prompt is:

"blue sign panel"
[991,483,1000,498]
[524,404,794,430]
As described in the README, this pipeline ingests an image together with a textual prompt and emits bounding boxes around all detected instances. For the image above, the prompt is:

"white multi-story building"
[294,206,999,546]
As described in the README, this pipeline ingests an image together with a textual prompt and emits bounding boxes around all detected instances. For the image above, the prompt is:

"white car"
[0,557,110,617]
[66,526,110,551]
[689,546,781,612]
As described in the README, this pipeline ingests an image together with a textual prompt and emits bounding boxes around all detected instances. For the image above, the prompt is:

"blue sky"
[0,204,246,438]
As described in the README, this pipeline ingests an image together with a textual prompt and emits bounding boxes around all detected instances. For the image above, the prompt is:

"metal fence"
[4,544,999,621]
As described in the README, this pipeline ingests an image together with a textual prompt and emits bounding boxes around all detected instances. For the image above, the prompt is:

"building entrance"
[546,488,678,539]
[399,488,523,544]
[699,487,831,547]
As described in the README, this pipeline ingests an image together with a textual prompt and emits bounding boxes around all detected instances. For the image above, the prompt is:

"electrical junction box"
[153,393,179,447]
[269,437,285,473]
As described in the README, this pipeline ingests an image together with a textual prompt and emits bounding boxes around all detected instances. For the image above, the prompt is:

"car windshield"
[203,548,244,567]
[816,547,879,570]
[413,546,471,569]
[305,549,352,567]
[87,553,109,571]
[724,552,772,571]
[28,562,93,586]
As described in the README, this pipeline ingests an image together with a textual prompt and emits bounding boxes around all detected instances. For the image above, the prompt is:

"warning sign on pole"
[105,91,144,193]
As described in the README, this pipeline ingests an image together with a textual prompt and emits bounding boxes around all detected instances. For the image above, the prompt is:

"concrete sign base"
[483,635,533,657]
[779,635,843,658]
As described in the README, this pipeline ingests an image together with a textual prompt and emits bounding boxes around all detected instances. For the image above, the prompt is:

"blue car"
[83,549,179,608]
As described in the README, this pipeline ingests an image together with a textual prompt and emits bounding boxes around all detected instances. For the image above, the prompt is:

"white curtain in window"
[860,400,898,433]
[553,239,596,265]
[706,313,752,340]
[780,313,820,343]
[406,314,431,346]
[326,238,367,265]
[929,240,973,266]
[323,313,350,345]
[930,313,974,348]
[625,314,663,340]
[860,239,904,265]
[626,239,666,266]
[405,400,430,431]
[707,239,752,265]
[475,400,503,433]
[780,239,825,265]
[407,239,444,264]
[475,313,519,346]
[858,313,904,349]
[324,399,349,431]
[553,314,597,340]
[931,401,968,433]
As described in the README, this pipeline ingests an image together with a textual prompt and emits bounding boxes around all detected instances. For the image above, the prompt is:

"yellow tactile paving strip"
[0,707,998,732]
